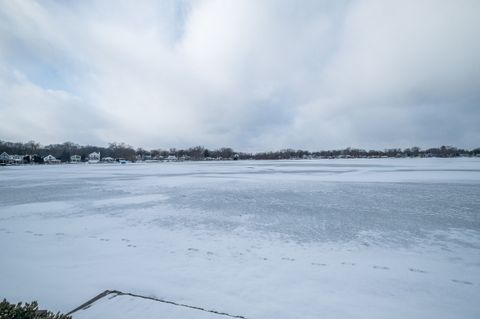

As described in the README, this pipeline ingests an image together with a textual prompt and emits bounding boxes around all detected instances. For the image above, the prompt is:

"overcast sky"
[0,0,479,151]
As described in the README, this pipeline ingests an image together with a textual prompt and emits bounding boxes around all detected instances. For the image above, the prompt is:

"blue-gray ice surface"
[0,158,479,319]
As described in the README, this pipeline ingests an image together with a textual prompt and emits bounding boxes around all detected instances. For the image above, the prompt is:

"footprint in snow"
[188,248,199,252]
[55,232,65,236]
[25,230,33,234]
[409,268,427,273]
[33,233,44,237]
[127,244,137,248]
[206,251,214,256]
[373,265,390,270]
[121,238,130,242]
[99,238,110,242]
[282,257,295,262]
[341,262,356,266]
[312,262,327,266]
[451,279,473,285]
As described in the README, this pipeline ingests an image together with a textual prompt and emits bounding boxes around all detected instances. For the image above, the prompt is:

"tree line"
[0,140,479,163]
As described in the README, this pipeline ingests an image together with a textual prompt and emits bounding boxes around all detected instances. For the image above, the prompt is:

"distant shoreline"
[1,155,479,168]
[1,140,479,165]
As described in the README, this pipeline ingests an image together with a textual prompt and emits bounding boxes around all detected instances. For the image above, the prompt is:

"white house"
[88,152,101,163]
[70,155,81,163]
[102,157,114,163]
[10,155,24,164]
[166,155,177,161]
[43,154,60,164]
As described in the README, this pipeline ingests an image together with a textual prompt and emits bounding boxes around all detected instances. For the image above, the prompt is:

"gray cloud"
[0,0,479,150]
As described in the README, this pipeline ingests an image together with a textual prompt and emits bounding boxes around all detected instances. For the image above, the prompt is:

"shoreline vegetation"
[1,140,479,165]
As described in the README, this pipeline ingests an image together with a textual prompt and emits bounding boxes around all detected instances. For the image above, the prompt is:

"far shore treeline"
[1,140,479,164]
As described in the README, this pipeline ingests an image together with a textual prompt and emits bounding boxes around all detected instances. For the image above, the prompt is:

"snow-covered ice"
[1,158,479,318]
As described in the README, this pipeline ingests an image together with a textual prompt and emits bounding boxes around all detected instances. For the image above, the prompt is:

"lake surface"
[1,158,479,318]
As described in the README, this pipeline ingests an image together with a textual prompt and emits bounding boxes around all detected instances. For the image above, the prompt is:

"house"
[102,157,114,163]
[22,154,34,163]
[70,155,82,163]
[166,155,177,161]
[88,152,101,163]
[44,155,60,164]
[10,155,24,164]
[0,152,10,164]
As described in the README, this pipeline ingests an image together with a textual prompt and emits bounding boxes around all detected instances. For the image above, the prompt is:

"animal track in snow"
[281,257,295,262]
[341,262,356,266]
[409,268,427,273]
[451,279,473,285]
[312,262,327,266]
[373,265,390,270]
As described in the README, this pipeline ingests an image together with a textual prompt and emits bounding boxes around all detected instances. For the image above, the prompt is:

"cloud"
[0,0,479,150]
[0,67,107,144]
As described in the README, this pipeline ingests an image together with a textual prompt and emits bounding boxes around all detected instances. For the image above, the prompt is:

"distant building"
[44,155,60,164]
[88,152,101,163]
[102,157,114,163]
[10,155,24,164]
[0,152,10,164]
[166,155,177,161]
[70,155,81,163]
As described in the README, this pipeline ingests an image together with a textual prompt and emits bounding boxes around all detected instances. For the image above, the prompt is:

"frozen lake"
[1,158,479,318]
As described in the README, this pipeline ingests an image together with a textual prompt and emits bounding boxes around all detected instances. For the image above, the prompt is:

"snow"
[0,158,479,318]
[71,291,238,319]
